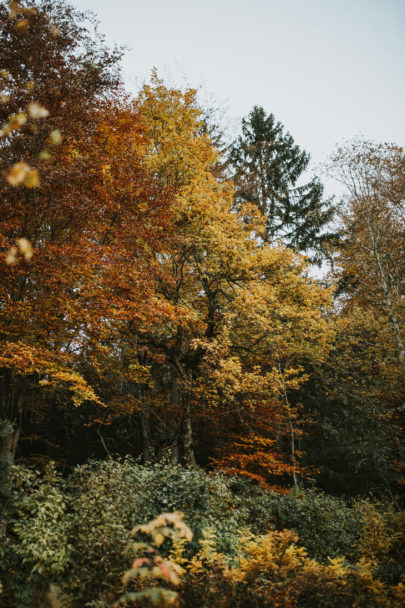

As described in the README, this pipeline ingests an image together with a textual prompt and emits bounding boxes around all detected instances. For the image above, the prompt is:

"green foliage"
[227,105,335,258]
[254,487,363,561]
[1,464,71,606]
[0,419,14,506]
[300,310,404,497]
[1,460,403,607]
[354,500,405,586]
[0,460,244,605]
[12,464,70,577]
[238,484,405,577]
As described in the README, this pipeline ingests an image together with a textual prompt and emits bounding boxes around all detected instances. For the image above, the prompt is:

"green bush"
[1,460,403,607]
[1,464,71,606]
[256,487,362,561]
[0,460,245,605]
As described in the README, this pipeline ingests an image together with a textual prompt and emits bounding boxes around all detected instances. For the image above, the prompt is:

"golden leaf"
[23,169,40,188]
[8,112,27,130]
[4,161,30,186]
[27,102,49,119]
[39,150,51,160]
[15,19,29,31]
[49,24,61,37]
[154,532,165,547]
[49,129,63,145]
[8,1,22,15]
[17,237,33,260]
[24,80,36,91]
[5,246,17,265]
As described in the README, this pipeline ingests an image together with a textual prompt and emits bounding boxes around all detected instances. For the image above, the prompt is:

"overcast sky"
[72,0,404,173]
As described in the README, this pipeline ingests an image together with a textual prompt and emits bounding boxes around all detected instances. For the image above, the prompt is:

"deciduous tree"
[328,139,405,382]
[117,79,334,477]
[0,0,136,463]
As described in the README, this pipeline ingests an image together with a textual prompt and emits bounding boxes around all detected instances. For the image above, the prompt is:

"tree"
[301,308,404,495]
[227,106,335,259]
[114,78,334,476]
[0,0,127,463]
[0,1,335,480]
[328,139,405,383]
[301,139,405,495]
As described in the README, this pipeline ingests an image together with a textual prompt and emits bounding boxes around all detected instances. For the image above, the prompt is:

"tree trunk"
[0,426,20,463]
[0,372,26,465]
[179,396,196,467]
[171,355,197,467]
[141,406,154,464]
[365,215,405,383]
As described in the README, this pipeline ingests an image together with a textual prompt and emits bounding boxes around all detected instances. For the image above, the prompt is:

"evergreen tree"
[228,106,335,259]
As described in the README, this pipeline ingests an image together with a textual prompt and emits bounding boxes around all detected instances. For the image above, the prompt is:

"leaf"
[23,169,40,188]
[5,246,18,265]
[154,532,165,547]
[49,129,63,145]
[27,102,49,119]
[17,237,33,260]
[4,161,30,186]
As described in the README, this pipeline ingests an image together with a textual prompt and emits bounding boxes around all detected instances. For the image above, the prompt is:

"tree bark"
[141,406,154,464]
[0,372,26,465]
[179,394,196,467]
[0,426,20,463]
[365,213,405,383]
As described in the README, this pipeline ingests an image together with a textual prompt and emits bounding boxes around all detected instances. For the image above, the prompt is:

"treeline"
[0,0,404,500]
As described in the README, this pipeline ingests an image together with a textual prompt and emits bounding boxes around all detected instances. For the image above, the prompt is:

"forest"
[0,1,404,606]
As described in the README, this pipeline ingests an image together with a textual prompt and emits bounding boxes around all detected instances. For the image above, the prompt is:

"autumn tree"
[0,0,131,463]
[227,106,335,259]
[301,139,405,495]
[301,308,404,495]
[111,78,334,480]
[0,2,335,483]
[65,96,178,464]
[328,140,405,383]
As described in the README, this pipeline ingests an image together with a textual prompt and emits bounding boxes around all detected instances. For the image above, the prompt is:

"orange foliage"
[1,7,334,473]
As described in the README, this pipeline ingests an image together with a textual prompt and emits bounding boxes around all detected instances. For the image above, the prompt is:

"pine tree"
[228,106,335,259]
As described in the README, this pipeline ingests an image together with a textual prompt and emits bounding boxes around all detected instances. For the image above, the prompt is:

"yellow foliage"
[177,527,405,608]
[0,341,102,407]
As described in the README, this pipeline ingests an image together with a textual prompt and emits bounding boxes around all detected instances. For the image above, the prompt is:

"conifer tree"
[228,106,335,259]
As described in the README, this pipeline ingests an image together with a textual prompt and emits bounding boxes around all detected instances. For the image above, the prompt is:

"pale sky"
[72,0,404,174]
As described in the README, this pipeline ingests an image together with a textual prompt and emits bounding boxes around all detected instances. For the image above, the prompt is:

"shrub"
[1,460,403,607]
[239,485,363,561]
[1,464,71,606]
[1,460,245,605]
[181,529,405,608]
